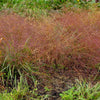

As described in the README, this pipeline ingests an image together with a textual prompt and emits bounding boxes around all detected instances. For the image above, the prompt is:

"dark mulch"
[31,65,99,99]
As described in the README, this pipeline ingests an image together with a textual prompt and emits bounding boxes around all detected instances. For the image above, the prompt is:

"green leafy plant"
[60,80,100,100]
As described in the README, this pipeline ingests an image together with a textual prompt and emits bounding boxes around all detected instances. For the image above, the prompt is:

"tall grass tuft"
[55,10,100,68]
[0,10,100,88]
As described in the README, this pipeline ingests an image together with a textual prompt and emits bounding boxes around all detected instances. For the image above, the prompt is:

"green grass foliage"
[60,80,100,100]
[0,0,99,17]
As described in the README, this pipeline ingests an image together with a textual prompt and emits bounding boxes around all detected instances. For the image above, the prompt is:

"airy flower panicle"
[0,38,3,43]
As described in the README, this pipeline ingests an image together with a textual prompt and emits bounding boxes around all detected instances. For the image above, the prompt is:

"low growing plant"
[60,80,100,100]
